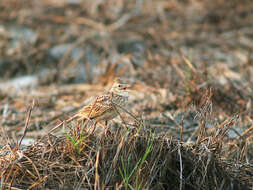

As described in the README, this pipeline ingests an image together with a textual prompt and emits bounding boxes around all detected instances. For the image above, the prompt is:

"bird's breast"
[112,94,128,106]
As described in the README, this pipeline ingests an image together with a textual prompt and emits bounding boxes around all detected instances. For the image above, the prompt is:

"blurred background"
[0,0,253,144]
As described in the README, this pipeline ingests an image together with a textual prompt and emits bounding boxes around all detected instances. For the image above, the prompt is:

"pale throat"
[110,88,129,97]
[117,91,128,97]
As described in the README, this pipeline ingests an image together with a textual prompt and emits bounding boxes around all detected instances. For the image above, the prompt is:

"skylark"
[39,78,129,141]
[76,78,129,126]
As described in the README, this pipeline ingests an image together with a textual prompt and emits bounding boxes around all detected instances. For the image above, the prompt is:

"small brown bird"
[39,78,129,141]
[76,78,129,126]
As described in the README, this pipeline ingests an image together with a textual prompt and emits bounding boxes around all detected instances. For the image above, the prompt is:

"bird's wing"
[78,94,114,120]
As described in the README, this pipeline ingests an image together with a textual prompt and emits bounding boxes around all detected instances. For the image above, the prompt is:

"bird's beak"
[123,84,131,90]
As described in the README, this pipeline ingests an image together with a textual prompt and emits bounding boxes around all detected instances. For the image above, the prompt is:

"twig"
[178,141,183,190]
[162,112,181,129]
[180,115,184,143]
[27,175,48,190]
[182,56,197,73]
[107,4,140,32]
[111,101,128,129]
[22,154,41,181]
[112,101,140,125]
[240,124,253,139]
[94,150,100,190]
[107,13,133,31]
[18,99,36,148]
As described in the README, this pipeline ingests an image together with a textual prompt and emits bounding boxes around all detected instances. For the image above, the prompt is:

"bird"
[76,78,129,126]
[39,78,130,140]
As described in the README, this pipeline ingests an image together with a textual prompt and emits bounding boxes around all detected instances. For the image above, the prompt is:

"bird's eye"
[118,84,121,87]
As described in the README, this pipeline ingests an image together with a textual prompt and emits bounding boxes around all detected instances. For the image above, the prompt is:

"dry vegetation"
[0,0,253,189]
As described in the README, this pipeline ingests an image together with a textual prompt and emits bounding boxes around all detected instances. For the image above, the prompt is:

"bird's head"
[109,78,129,97]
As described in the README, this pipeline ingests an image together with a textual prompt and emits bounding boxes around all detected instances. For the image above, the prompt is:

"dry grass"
[1,105,253,189]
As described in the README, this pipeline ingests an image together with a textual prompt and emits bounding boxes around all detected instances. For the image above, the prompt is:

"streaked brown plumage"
[39,78,129,141]
[76,78,129,123]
